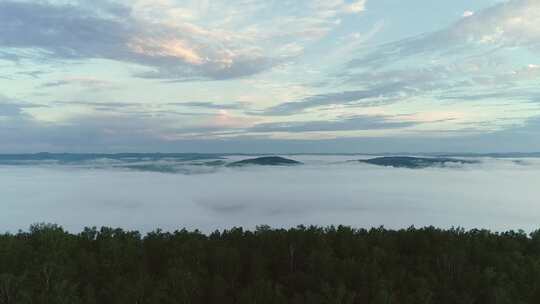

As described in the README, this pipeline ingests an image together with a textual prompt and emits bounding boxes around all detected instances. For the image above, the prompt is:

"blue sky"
[1,0,539,153]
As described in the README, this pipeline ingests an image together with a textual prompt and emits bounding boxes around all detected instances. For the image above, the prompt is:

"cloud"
[51,100,248,116]
[0,1,130,58]
[249,115,417,133]
[16,70,48,79]
[0,0,366,80]
[350,0,540,68]
[343,0,367,14]
[0,97,250,150]
[0,96,47,118]
[0,103,26,117]
[2,114,540,153]
[168,102,246,110]
[263,44,539,117]
[462,10,475,18]
[53,101,141,108]
[310,0,540,124]
[42,77,117,88]
[0,1,273,80]
[261,84,410,116]
[438,89,540,103]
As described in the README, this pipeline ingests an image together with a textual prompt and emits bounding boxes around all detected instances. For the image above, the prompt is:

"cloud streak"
[261,86,407,116]
[0,96,48,118]
[168,101,247,110]
[249,115,417,133]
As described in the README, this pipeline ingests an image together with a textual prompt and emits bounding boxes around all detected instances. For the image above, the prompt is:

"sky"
[1,0,539,153]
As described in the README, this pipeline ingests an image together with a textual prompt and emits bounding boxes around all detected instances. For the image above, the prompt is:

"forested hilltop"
[2,225,540,303]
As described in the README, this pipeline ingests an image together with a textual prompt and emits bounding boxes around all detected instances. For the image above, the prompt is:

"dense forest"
[2,224,540,303]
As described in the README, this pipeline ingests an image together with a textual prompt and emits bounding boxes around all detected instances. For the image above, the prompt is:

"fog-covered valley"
[1,154,539,233]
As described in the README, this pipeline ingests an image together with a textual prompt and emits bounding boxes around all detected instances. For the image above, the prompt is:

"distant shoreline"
[1,152,540,158]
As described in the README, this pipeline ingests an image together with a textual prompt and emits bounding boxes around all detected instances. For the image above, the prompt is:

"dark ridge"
[121,161,227,173]
[359,156,479,169]
[122,164,182,174]
[227,156,303,167]
[198,160,227,166]
[0,153,224,165]
[430,152,540,158]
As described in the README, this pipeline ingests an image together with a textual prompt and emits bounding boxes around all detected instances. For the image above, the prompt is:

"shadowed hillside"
[227,156,303,167]
[359,156,479,169]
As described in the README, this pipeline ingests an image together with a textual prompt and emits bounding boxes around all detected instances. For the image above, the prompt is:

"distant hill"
[359,156,479,169]
[0,153,224,164]
[227,156,303,167]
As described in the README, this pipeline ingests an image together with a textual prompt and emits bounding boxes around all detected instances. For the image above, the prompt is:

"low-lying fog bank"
[1,155,539,233]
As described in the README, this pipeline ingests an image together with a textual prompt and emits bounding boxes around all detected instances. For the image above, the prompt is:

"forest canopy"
[1,224,540,304]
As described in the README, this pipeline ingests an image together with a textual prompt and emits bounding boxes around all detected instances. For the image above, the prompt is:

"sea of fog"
[1,154,540,233]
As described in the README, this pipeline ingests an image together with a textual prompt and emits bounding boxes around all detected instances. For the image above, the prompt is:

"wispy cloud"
[0,96,48,118]
[261,0,540,117]
[168,101,247,110]
[260,85,408,116]
[462,10,475,17]
[53,101,140,108]
[343,0,367,14]
[42,77,117,88]
[249,115,417,133]
[303,0,540,124]
[349,0,540,68]
[0,0,367,80]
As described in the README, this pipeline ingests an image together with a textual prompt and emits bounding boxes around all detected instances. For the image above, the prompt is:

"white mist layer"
[1,156,540,233]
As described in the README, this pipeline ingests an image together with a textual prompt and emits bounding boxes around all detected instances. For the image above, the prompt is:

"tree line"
[1,223,540,303]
